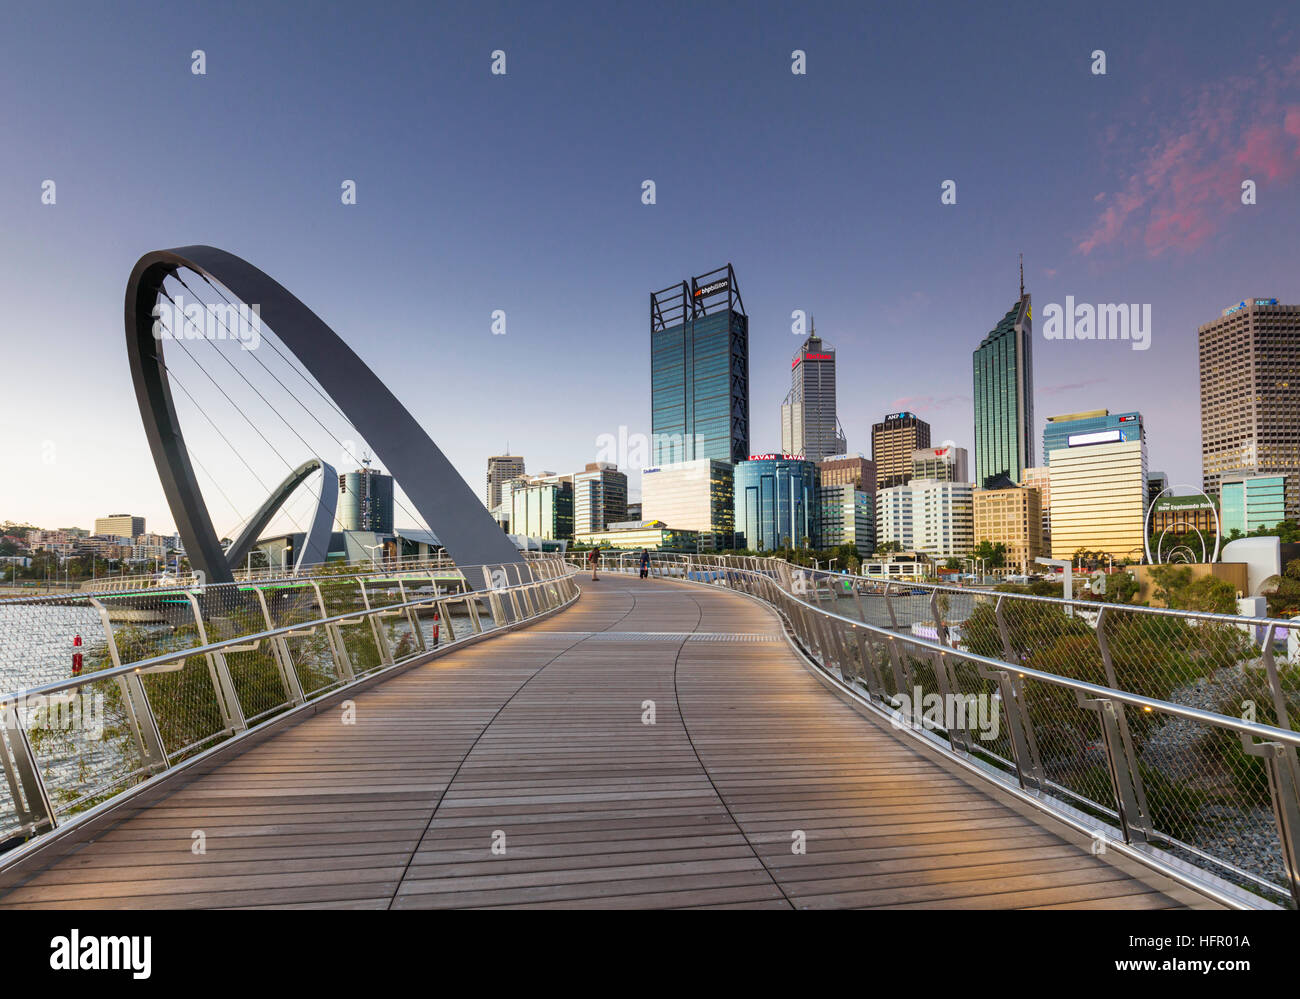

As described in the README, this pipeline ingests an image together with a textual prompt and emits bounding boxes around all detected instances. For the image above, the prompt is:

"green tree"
[971,540,1008,568]
[1147,564,1237,613]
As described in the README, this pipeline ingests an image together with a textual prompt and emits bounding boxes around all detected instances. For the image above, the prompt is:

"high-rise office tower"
[1198,298,1300,520]
[780,326,846,461]
[572,462,628,535]
[338,465,395,534]
[486,454,525,509]
[973,265,1034,488]
[871,412,931,491]
[1147,471,1169,513]
[650,265,749,466]
[1048,433,1148,561]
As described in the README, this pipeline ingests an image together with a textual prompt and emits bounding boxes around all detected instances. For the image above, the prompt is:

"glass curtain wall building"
[650,265,749,466]
[973,284,1034,488]
[733,455,819,551]
[1220,474,1287,535]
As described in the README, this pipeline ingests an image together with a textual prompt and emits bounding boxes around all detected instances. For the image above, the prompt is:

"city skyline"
[3,1,1299,533]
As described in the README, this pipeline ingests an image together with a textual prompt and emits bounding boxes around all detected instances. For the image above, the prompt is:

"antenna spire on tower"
[1019,253,1024,298]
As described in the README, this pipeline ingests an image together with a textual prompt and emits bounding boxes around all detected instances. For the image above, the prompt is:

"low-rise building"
[973,483,1043,573]
[574,520,701,551]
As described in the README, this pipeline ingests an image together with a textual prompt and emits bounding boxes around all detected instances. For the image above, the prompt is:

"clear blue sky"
[2,0,1298,533]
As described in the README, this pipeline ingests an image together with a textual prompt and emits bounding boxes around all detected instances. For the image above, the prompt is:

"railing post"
[882,581,899,631]
[397,578,428,652]
[310,581,354,682]
[853,580,867,623]
[1074,691,1148,844]
[253,584,305,705]
[929,648,972,753]
[186,592,247,735]
[977,662,1045,793]
[1239,734,1300,908]
[439,599,458,641]
[0,701,56,834]
[885,635,908,693]
[993,595,1017,662]
[855,630,886,697]
[356,577,393,668]
[929,590,950,648]
[1094,606,1151,836]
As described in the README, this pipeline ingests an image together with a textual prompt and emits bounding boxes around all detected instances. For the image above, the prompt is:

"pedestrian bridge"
[0,571,1232,909]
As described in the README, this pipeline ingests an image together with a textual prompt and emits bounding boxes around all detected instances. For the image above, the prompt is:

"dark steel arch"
[223,458,337,573]
[125,245,524,586]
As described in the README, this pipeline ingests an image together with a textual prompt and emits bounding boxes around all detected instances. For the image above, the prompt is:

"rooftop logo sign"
[693,278,729,298]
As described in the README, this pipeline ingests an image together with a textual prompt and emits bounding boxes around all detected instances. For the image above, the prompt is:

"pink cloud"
[1077,56,1300,257]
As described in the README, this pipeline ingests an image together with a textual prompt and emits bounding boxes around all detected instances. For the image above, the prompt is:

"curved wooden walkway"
[0,579,1218,909]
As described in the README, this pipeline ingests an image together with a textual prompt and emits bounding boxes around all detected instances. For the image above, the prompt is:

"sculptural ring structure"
[223,458,338,574]
[1155,520,1207,565]
[126,245,524,586]
[1143,484,1221,565]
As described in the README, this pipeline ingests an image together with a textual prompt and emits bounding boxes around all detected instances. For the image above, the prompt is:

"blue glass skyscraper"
[973,270,1034,488]
[650,265,749,466]
[733,456,819,551]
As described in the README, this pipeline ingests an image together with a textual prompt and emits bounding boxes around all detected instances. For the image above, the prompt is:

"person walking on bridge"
[639,548,650,580]
[588,546,600,581]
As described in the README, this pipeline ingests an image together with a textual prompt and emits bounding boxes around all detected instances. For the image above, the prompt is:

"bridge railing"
[0,555,574,855]
[576,551,1300,909]
[77,552,464,593]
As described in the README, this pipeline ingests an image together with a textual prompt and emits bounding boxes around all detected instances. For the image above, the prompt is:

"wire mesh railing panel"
[256,583,342,696]
[365,583,424,662]
[138,658,232,762]
[23,673,149,817]
[222,646,293,723]
[1136,713,1288,896]
[946,657,1019,775]
[314,579,383,676]
[1017,674,1118,815]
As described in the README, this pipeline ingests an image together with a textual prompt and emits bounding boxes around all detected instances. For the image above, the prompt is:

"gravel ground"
[1140,659,1290,895]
